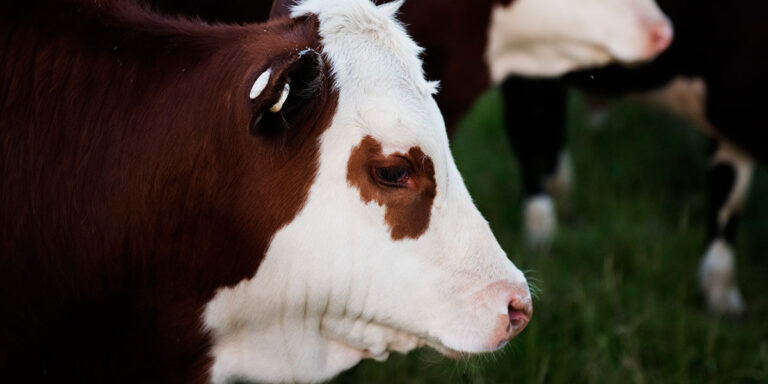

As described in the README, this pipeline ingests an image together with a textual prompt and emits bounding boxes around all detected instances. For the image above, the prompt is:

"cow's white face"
[204,0,531,383]
[486,0,673,80]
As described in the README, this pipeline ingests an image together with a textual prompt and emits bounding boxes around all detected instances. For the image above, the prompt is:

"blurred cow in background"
[398,0,672,135]
[501,0,768,315]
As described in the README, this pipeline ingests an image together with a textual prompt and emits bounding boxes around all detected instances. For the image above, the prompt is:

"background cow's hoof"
[699,239,746,316]
[706,286,745,316]
[524,195,556,247]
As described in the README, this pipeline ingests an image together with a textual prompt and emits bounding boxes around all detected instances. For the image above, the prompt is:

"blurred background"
[331,87,768,383]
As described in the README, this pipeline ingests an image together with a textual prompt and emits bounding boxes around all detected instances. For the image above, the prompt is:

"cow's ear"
[269,0,295,19]
[247,48,324,138]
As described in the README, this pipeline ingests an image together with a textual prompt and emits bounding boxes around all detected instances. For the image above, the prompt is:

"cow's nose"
[507,294,532,339]
[647,21,673,56]
[491,286,532,349]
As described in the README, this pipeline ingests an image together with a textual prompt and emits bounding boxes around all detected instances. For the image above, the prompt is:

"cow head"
[486,0,673,79]
[203,0,531,382]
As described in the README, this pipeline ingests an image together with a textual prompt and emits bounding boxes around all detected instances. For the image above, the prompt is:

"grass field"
[331,88,768,383]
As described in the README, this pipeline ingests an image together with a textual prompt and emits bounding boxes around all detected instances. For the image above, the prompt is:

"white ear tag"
[249,69,271,100]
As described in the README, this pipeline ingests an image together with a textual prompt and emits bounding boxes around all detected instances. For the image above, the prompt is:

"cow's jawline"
[325,321,465,360]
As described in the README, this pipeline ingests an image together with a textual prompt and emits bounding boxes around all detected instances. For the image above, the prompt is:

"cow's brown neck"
[0,2,337,382]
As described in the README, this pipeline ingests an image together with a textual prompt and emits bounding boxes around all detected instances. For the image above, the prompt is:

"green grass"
[331,88,768,383]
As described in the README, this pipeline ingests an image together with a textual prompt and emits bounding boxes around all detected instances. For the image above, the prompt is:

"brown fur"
[347,136,436,240]
[0,1,337,382]
[397,0,513,134]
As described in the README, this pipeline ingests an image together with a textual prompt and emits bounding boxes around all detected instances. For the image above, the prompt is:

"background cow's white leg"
[700,239,743,315]
[523,151,573,247]
[523,194,556,247]
[699,141,753,315]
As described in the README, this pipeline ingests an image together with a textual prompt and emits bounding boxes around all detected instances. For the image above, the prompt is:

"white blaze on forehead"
[293,0,449,177]
[292,0,437,98]
[204,1,527,383]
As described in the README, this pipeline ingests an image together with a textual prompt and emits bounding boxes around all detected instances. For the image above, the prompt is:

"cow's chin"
[321,316,426,361]
[426,342,476,360]
[322,316,500,365]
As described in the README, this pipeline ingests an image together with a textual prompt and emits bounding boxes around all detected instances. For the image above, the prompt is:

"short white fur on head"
[249,69,271,100]
[292,0,438,98]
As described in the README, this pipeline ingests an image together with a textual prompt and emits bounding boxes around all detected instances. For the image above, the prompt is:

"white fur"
[699,238,745,315]
[204,1,529,383]
[524,195,556,246]
[249,69,271,99]
[269,83,291,112]
[712,144,754,231]
[486,0,671,79]
[697,143,753,316]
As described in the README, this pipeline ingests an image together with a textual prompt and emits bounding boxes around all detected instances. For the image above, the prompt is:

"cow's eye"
[373,166,410,188]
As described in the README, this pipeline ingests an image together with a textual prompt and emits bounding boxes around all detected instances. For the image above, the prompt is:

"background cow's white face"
[486,0,673,80]
[204,0,531,383]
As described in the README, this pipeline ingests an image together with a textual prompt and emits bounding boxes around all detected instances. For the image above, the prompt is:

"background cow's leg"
[700,140,754,315]
[501,76,569,246]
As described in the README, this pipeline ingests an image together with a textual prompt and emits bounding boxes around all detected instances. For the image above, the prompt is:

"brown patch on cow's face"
[346,136,436,240]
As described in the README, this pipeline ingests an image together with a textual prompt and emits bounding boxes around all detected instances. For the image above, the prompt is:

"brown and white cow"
[0,0,530,382]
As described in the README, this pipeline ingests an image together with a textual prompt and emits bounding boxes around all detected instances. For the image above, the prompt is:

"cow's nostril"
[507,298,532,338]
[485,282,533,349]
[509,308,527,328]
